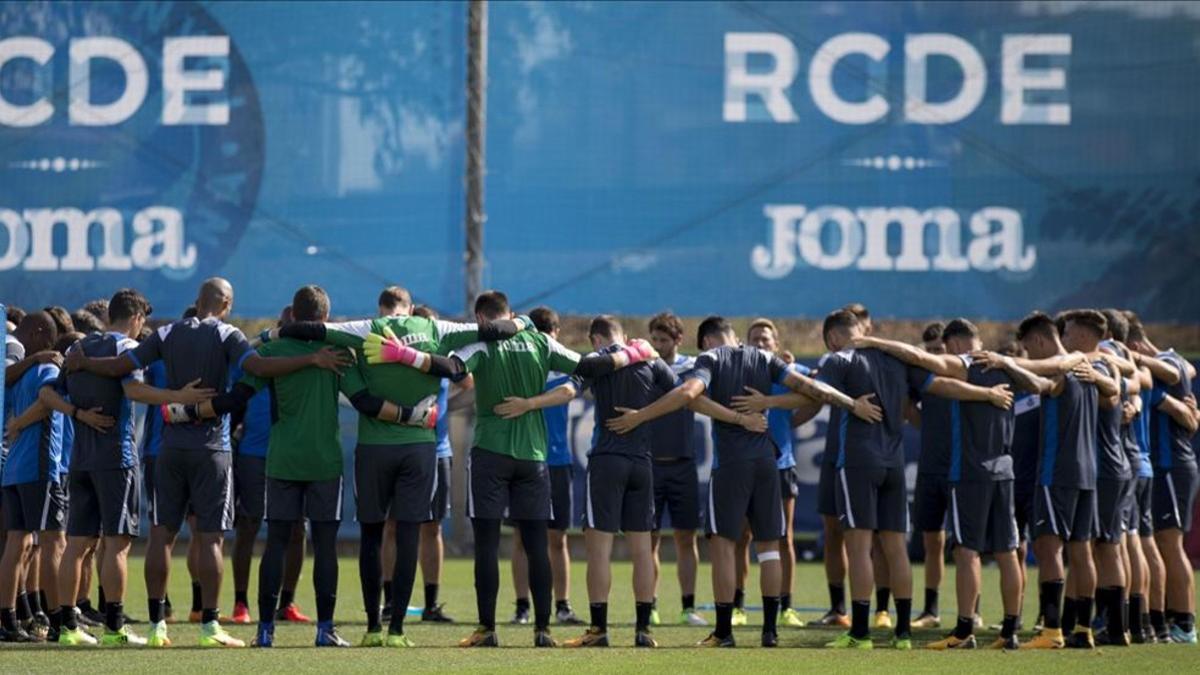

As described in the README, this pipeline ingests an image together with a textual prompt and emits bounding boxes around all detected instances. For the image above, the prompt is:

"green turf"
[2,556,1195,672]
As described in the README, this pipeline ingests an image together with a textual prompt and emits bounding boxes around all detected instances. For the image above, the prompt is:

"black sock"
[359,522,384,631]
[191,582,202,613]
[636,601,653,632]
[651,597,657,610]
[1178,612,1196,633]
[1074,596,1093,631]
[733,588,745,610]
[1001,614,1018,640]
[202,608,219,624]
[780,593,791,612]
[148,599,165,624]
[923,588,939,616]
[1,607,17,631]
[829,584,846,615]
[235,590,248,606]
[516,519,552,631]
[387,521,421,635]
[76,598,93,613]
[60,605,77,630]
[34,590,45,615]
[48,608,62,631]
[258,520,292,624]
[17,593,31,621]
[590,602,608,632]
[279,588,295,609]
[471,518,501,631]
[97,586,106,608]
[28,590,42,615]
[1094,588,1109,626]
[954,615,974,639]
[105,602,125,633]
[311,521,340,623]
[714,602,733,638]
[1129,595,1144,633]
[1062,597,1078,633]
[1041,580,1064,629]
[1150,609,1167,634]
[555,598,569,613]
[682,594,696,612]
[762,596,779,635]
[850,600,870,639]
[381,582,392,607]
[875,587,891,614]
[895,598,912,638]
[1102,587,1125,637]
[425,584,440,610]
[516,597,531,612]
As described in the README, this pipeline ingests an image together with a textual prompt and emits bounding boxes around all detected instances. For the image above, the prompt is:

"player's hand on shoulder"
[35,349,65,367]
[731,386,768,413]
[606,406,642,434]
[987,383,1014,410]
[969,350,1003,371]
[310,346,352,373]
[851,393,883,423]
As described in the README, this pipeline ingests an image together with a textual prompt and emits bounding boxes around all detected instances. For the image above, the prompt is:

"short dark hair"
[1101,308,1129,342]
[588,315,623,341]
[108,288,153,324]
[182,306,198,319]
[5,306,25,327]
[70,310,105,334]
[43,306,73,336]
[942,318,979,342]
[822,309,860,344]
[378,286,411,312]
[921,321,945,344]
[696,315,734,351]
[1124,310,1146,343]
[1062,309,1107,339]
[411,304,437,320]
[1016,311,1058,341]
[473,290,510,320]
[842,302,870,321]
[291,285,330,322]
[55,331,85,355]
[648,312,684,341]
[81,299,109,324]
[529,306,559,334]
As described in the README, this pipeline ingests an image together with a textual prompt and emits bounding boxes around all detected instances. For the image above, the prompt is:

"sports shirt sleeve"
[767,353,790,384]
[453,342,491,374]
[223,327,254,371]
[652,359,677,393]
[685,351,717,392]
[116,336,144,384]
[128,326,164,368]
[545,336,583,375]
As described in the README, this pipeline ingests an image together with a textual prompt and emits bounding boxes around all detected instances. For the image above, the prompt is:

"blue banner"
[0,1,465,317]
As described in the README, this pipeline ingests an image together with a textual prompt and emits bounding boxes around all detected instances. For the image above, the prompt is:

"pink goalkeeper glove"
[619,339,658,365]
[364,328,429,368]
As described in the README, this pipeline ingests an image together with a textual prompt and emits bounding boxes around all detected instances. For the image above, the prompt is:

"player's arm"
[974,352,1054,394]
[1098,345,1137,377]
[780,370,883,422]
[1071,360,1120,398]
[268,319,371,349]
[1132,352,1182,386]
[37,384,114,433]
[687,395,767,433]
[494,382,577,420]
[338,362,437,427]
[926,377,1013,410]
[240,347,349,378]
[974,350,1085,377]
[606,379,706,435]
[5,351,63,387]
[730,389,812,413]
[1156,394,1199,435]
[434,316,533,351]
[122,379,217,406]
[4,399,50,444]
[850,335,968,379]
[64,349,138,378]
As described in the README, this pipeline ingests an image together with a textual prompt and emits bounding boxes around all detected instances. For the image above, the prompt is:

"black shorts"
[585,454,653,534]
[234,454,267,523]
[708,456,783,541]
[1133,476,1154,537]
[949,480,1018,554]
[354,443,438,524]
[652,459,699,531]
[67,468,140,537]
[1014,481,1035,542]
[431,456,452,522]
[467,447,550,521]
[548,465,572,531]
[817,461,838,517]
[1031,485,1096,542]
[153,447,234,533]
[914,473,950,533]
[835,465,908,533]
[2,480,66,532]
[1153,466,1200,533]
[1096,478,1134,544]
[779,466,800,500]
[267,477,343,522]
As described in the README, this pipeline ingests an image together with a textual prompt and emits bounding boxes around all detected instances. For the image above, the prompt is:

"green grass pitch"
[2,556,1194,672]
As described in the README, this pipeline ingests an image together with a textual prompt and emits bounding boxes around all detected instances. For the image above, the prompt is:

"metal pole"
[464,0,488,316]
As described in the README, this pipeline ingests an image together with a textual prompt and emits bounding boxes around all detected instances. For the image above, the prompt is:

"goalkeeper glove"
[364,327,430,368]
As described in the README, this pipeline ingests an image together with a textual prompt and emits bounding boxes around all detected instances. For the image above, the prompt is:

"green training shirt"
[320,316,488,446]
[458,331,581,462]
[239,339,354,481]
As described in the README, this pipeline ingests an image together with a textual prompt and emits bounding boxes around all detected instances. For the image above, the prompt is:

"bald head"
[15,311,58,353]
[196,277,234,318]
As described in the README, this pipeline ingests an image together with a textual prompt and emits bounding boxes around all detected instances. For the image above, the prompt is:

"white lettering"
[966,207,1036,271]
[1001,34,1071,125]
[21,207,135,270]
[69,37,149,126]
[0,37,54,127]
[131,207,197,269]
[904,34,987,124]
[798,206,862,269]
[723,33,799,123]
[751,204,803,279]
[855,207,970,271]
[809,33,889,124]
[162,36,230,125]
[0,209,30,270]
